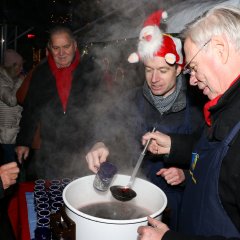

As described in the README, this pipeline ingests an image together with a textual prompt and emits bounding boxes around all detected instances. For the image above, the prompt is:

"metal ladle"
[110,127,156,201]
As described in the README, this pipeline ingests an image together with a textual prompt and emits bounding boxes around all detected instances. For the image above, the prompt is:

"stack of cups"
[61,177,71,191]
[35,218,51,240]
[34,179,51,240]
[33,177,73,239]
[48,181,63,212]
[48,178,73,213]
[34,179,48,207]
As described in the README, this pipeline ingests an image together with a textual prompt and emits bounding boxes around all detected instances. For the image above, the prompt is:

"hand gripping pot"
[62,174,167,240]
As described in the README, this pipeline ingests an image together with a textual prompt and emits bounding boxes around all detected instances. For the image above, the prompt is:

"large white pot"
[63,174,167,240]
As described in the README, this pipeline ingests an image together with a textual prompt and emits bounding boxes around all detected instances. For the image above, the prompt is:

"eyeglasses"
[183,39,211,75]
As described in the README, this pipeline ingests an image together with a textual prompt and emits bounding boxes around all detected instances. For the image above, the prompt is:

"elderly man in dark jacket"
[16,26,102,179]
[139,5,240,240]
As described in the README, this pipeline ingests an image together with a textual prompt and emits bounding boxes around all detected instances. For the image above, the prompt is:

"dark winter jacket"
[0,179,4,199]
[16,55,103,178]
[164,78,240,240]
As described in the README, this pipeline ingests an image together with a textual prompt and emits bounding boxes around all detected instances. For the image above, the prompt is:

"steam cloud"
[32,0,239,179]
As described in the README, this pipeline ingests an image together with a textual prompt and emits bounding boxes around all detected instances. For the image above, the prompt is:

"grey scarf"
[143,77,182,114]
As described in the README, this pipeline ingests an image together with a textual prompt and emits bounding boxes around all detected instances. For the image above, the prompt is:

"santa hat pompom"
[143,10,168,27]
[128,52,140,63]
[165,53,176,65]
[162,11,168,21]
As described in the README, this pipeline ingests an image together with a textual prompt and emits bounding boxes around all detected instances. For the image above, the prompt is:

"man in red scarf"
[15,26,102,179]
[139,5,240,240]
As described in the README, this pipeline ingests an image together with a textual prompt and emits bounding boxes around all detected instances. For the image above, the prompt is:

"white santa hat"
[128,10,183,67]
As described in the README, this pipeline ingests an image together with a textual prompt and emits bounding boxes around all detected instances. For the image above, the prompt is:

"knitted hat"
[128,10,183,66]
[4,49,23,67]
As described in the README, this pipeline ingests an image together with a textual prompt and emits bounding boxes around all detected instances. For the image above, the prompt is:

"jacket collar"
[208,76,240,140]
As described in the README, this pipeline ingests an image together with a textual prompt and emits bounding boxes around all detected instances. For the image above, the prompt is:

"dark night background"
[0,0,101,70]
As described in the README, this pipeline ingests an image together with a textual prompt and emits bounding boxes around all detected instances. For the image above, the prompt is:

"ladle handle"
[128,127,156,187]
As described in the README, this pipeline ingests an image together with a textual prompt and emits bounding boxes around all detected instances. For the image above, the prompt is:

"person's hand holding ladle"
[110,127,156,201]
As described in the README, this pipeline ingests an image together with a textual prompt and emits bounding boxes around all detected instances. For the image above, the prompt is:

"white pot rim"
[64,204,162,224]
[63,174,167,224]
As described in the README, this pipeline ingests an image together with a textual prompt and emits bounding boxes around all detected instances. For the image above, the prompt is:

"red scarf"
[48,49,80,112]
[204,74,240,126]
[203,95,222,126]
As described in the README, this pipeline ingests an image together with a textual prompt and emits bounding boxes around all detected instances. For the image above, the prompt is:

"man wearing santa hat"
[86,10,204,230]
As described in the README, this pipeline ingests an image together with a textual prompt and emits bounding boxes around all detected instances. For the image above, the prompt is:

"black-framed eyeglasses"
[183,39,211,75]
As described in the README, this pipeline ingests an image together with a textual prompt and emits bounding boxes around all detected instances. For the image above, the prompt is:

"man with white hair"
[139,5,240,240]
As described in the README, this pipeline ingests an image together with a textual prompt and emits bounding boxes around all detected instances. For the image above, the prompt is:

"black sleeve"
[163,230,239,240]
[165,129,202,166]
[16,66,43,147]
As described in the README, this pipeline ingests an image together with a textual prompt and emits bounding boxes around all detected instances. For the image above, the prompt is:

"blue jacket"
[101,76,204,175]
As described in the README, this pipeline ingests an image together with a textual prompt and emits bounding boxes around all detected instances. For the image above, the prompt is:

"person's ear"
[176,65,182,77]
[73,40,77,50]
[211,35,229,64]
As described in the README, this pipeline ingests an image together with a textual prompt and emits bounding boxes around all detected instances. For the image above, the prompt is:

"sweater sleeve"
[0,69,18,107]
[163,229,239,240]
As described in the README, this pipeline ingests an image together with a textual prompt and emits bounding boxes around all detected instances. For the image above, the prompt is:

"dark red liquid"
[78,202,152,220]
